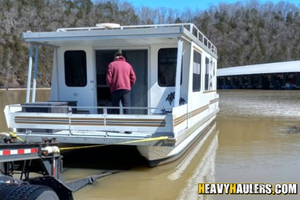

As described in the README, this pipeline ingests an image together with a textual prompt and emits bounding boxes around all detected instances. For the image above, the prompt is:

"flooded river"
[0,89,299,200]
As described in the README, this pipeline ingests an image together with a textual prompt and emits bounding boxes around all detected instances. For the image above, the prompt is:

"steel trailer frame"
[0,137,117,200]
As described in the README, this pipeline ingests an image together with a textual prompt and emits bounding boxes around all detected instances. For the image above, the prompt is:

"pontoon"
[4,23,219,166]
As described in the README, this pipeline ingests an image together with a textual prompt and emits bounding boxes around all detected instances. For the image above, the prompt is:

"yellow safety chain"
[60,144,106,151]
[59,136,169,151]
[7,132,169,151]
[10,132,24,142]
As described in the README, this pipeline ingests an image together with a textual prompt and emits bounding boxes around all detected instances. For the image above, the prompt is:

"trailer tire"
[0,184,14,192]
[1,185,59,200]
[0,184,16,196]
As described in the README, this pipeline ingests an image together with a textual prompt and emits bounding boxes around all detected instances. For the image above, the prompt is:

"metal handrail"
[7,104,175,115]
[6,104,173,133]
[56,23,193,32]
[56,23,217,56]
[10,104,174,110]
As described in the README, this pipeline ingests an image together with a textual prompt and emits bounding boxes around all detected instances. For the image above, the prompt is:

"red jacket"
[106,56,136,92]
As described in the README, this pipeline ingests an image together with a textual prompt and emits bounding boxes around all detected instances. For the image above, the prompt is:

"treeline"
[1,0,300,87]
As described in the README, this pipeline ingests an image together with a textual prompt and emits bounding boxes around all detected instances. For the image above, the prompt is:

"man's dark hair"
[115,52,122,57]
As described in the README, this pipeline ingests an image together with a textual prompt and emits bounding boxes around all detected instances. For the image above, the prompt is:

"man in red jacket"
[106,52,136,114]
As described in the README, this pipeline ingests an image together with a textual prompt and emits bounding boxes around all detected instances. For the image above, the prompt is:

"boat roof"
[22,23,217,58]
[217,60,300,76]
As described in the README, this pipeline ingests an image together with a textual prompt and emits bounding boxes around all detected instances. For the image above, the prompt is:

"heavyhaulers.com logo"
[198,183,298,195]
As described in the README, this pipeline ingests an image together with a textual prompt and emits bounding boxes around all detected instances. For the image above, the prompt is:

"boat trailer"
[0,132,118,200]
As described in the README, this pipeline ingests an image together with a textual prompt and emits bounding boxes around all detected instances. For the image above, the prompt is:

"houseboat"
[4,23,219,166]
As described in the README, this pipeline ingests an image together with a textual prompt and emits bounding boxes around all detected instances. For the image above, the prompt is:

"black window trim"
[157,48,182,87]
[64,50,87,87]
[205,57,210,91]
[192,49,201,92]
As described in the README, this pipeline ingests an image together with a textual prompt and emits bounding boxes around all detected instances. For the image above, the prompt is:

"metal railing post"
[104,107,107,127]
[26,44,34,103]
[31,45,39,102]
[68,111,72,135]
[174,39,183,106]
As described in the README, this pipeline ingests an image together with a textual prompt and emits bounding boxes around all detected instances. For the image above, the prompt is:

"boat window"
[205,57,209,90]
[193,50,201,92]
[64,50,87,87]
[158,48,182,87]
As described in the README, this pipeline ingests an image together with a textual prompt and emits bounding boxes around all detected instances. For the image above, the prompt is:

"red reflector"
[31,148,38,153]
[18,149,25,154]
[3,150,10,155]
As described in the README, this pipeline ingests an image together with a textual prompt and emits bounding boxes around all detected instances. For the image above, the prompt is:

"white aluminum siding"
[217,60,300,76]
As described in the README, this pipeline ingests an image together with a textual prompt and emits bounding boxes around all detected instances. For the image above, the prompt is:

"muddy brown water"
[0,89,299,200]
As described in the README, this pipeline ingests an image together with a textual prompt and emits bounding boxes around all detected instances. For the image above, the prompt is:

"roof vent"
[96,23,121,28]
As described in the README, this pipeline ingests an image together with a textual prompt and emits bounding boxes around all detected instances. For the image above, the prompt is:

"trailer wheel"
[1,185,59,200]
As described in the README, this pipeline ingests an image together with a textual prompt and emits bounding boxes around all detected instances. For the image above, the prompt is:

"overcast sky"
[128,0,300,11]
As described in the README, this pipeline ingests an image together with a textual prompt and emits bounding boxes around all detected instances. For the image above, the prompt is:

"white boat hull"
[137,114,216,166]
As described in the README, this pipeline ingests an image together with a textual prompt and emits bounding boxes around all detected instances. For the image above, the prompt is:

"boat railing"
[56,23,217,56]
[5,104,174,115]
[4,104,183,134]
